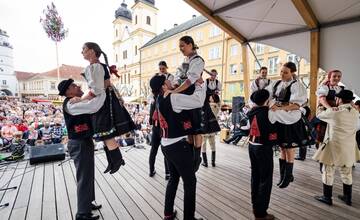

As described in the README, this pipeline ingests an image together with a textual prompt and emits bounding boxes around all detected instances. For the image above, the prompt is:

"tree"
[40,2,68,83]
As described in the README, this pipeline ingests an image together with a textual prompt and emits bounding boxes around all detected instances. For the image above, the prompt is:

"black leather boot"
[109,148,125,174]
[338,183,352,206]
[103,146,112,173]
[201,152,208,167]
[279,162,294,188]
[295,146,306,161]
[315,184,333,205]
[211,151,216,167]
[277,159,285,186]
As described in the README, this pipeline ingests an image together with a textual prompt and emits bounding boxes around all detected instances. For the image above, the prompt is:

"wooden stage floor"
[1,139,359,220]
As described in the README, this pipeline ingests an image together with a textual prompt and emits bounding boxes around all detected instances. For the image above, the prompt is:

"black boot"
[211,151,216,167]
[194,147,202,172]
[315,184,333,205]
[109,148,125,174]
[295,146,306,161]
[277,159,285,186]
[103,146,112,173]
[319,163,323,174]
[279,162,294,188]
[338,184,352,206]
[201,152,208,167]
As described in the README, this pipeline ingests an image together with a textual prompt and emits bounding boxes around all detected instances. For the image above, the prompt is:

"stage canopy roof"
[185,0,360,94]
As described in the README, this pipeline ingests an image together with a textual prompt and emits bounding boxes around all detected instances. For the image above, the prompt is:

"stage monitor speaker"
[232,96,245,124]
[29,144,65,165]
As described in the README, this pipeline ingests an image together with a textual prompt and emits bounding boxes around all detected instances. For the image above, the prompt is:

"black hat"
[250,89,270,106]
[150,75,166,93]
[335,89,355,101]
[158,61,168,68]
[58,78,74,96]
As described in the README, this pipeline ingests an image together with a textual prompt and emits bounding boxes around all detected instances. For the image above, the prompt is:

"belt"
[249,135,263,144]
[275,101,289,107]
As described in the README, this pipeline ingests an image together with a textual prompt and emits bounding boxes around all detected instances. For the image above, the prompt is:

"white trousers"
[322,164,352,185]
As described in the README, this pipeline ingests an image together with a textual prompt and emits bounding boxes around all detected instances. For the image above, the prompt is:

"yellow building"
[138,16,310,103]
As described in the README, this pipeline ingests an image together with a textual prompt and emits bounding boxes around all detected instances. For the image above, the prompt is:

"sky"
[0,0,199,72]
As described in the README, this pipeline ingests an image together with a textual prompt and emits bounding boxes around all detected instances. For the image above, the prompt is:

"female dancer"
[73,42,135,174]
[267,62,308,188]
[164,36,207,171]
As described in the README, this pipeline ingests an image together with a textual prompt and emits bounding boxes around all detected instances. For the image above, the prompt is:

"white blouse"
[250,78,271,94]
[84,63,105,96]
[316,84,343,97]
[173,54,204,89]
[266,80,307,125]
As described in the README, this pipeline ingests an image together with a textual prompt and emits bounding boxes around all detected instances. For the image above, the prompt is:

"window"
[116,29,118,37]
[172,40,177,49]
[128,73,131,84]
[135,15,138,25]
[210,25,221,37]
[50,82,56,90]
[230,64,237,75]
[162,44,167,53]
[255,44,264,54]
[209,46,220,60]
[2,80,6,85]
[254,59,264,71]
[135,46,138,56]
[240,63,244,74]
[0,67,3,72]
[268,56,279,75]
[115,54,118,62]
[146,16,151,25]
[287,54,300,64]
[123,50,127,59]
[196,31,203,41]
[230,44,238,56]
[240,82,244,92]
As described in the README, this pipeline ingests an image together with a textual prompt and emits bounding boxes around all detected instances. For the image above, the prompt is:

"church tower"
[112,0,158,97]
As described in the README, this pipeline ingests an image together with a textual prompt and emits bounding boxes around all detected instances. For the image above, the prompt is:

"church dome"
[135,0,155,6]
[115,2,132,20]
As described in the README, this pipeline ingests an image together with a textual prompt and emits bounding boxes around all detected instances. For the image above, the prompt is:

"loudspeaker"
[29,144,65,165]
[232,96,245,124]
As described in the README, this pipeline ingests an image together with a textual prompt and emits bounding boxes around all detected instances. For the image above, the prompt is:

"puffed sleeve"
[316,84,329,97]
[167,73,175,84]
[250,80,258,95]
[187,57,204,84]
[85,63,105,96]
[217,80,222,91]
[289,81,307,106]
[265,81,275,100]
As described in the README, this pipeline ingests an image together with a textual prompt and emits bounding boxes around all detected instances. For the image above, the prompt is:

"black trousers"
[248,143,273,217]
[67,138,95,215]
[149,126,169,174]
[356,130,360,150]
[161,140,197,220]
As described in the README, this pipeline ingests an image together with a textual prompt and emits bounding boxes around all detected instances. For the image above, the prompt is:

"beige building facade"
[16,64,86,100]
[112,0,158,97]
[139,16,310,102]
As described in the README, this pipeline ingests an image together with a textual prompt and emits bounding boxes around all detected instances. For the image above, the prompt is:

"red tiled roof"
[15,71,37,80]
[41,64,85,81]
[16,64,85,81]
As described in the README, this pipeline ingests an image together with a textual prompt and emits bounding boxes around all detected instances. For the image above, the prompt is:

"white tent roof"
[185,0,360,94]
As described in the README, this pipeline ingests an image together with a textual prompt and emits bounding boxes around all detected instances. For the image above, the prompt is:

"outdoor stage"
[0,139,359,220]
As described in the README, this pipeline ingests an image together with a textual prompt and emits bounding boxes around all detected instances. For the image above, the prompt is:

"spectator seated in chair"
[223,117,250,145]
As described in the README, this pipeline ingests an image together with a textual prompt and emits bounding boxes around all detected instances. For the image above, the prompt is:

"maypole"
[40,2,68,84]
